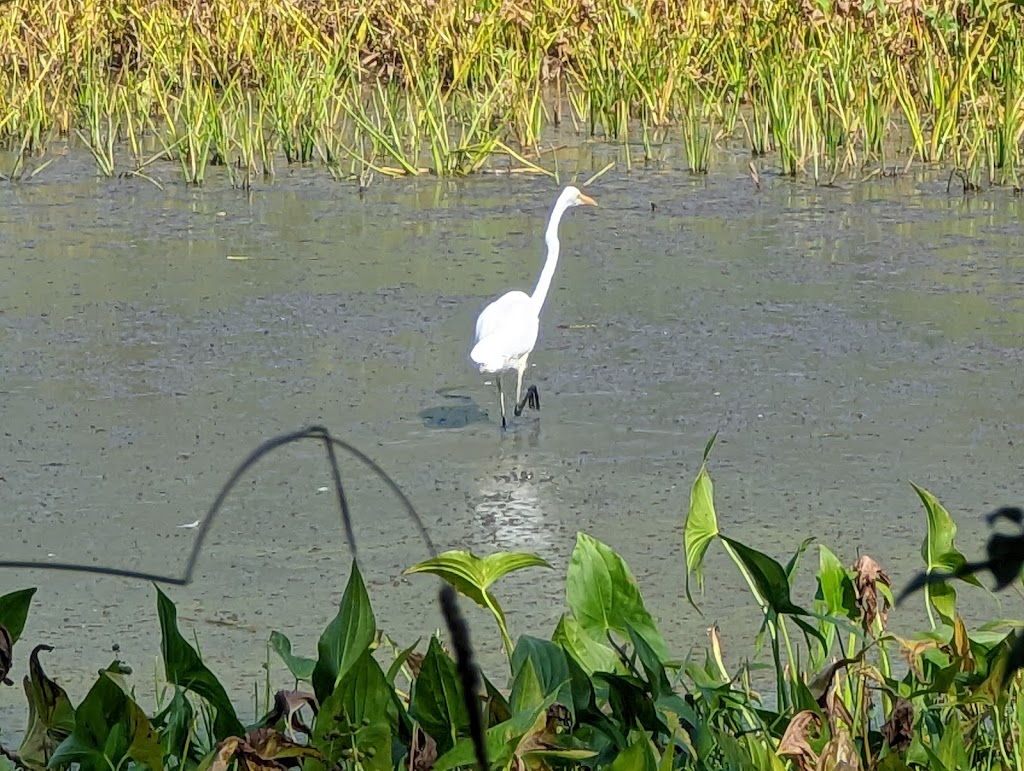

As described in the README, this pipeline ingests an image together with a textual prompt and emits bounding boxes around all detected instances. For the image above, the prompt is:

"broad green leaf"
[720,537,811,617]
[626,625,670,700]
[876,755,914,771]
[155,586,243,739]
[351,722,392,771]
[609,732,658,771]
[628,626,700,729]
[385,638,421,684]
[596,672,666,736]
[483,671,513,725]
[0,588,36,642]
[912,483,983,626]
[936,714,969,771]
[717,730,759,771]
[684,451,720,607]
[49,668,162,771]
[406,550,552,599]
[269,631,316,682]
[334,649,393,726]
[815,545,857,619]
[785,537,816,582]
[743,733,788,771]
[312,562,376,702]
[552,614,620,674]
[564,661,630,762]
[721,538,833,652]
[524,748,599,764]
[813,545,857,660]
[152,688,195,763]
[17,644,75,769]
[511,636,573,717]
[433,691,559,771]
[313,682,392,771]
[510,657,544,715]
[566,533,669,661]
[410,636,470,755]
[406,550,551,655]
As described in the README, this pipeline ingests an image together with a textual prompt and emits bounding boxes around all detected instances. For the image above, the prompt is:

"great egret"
[470,185,598,428]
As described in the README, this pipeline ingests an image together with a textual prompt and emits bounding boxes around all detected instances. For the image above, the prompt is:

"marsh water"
[2,144,1024,737]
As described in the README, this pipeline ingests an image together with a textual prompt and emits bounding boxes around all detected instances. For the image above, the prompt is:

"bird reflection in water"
[465,453,554,554]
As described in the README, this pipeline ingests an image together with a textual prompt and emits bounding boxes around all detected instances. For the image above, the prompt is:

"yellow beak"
[578,192,598,206]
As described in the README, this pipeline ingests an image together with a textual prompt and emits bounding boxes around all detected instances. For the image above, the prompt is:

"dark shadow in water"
[420,386,491,428]
[419,402,491,428]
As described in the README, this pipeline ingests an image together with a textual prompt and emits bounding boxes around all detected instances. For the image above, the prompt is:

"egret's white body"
[470,186,597,428]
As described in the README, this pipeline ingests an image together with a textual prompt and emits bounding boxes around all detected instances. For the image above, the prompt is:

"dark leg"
[496,378,507,430]
[514,385,540,416]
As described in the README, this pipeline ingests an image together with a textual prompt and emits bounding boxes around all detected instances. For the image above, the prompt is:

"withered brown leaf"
[777,710,822,771]
[262,690,318,737]
[410,723,438,771]
[819,725,861,771]
[824,686,856,733]
[852,554,891,631]
[881,697,914,752]
[210,728,323,771]
[949,616,976,674]
[407,651,425,679]
[808,651,866,708]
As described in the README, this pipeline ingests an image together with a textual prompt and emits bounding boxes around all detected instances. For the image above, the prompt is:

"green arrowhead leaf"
[912,482,983,625]
[269,631,316,682]
[409,637,470,755]
[0,588,36,643]
[566,533,669,662]
[49,668,163,771]
[155,586,243,739]
[684,446,720,608]
[312,562,376,703]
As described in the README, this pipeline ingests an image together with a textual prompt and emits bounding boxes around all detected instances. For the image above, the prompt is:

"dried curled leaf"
[262,690,318,738]
[819,725,861,771]
[808,651,865,707]
[777,710,821,771]
[882,697,914,752]
[852,554,891,630]
[406,651,425,679]
[410,724,437,771]
[824,686,855,733]
[210,728,323,771]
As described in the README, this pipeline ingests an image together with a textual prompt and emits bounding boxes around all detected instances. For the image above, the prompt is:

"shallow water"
[2,146,1024,739]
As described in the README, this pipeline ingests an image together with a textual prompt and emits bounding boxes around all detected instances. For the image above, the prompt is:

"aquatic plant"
[0,0,1023,183]
[2,430,1022,770]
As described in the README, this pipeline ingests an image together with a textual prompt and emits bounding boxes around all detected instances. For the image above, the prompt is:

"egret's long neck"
[529,199,570,313]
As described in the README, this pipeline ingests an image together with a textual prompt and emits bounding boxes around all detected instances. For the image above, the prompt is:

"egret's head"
[561,185,598,208]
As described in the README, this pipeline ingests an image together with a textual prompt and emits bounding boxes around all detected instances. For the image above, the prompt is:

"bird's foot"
[514,385,541,417]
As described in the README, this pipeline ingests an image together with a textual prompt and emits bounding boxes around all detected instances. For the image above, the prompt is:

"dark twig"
[439,585,487,770]
[0,425,437,582]
[0,426,484,764]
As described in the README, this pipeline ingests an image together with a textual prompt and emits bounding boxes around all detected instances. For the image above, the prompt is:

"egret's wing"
[471,291,540,370]
[473,290,532,345]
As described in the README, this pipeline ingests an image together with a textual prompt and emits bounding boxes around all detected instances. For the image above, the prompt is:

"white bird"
[470,185,597,428]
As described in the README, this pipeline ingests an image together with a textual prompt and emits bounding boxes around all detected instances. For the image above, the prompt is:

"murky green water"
[2,147,1024,737]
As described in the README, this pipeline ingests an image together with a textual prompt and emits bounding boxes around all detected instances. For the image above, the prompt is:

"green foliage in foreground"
[1,444,1023,771]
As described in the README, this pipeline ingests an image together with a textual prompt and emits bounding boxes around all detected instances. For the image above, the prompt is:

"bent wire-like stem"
[0,424,488,770]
